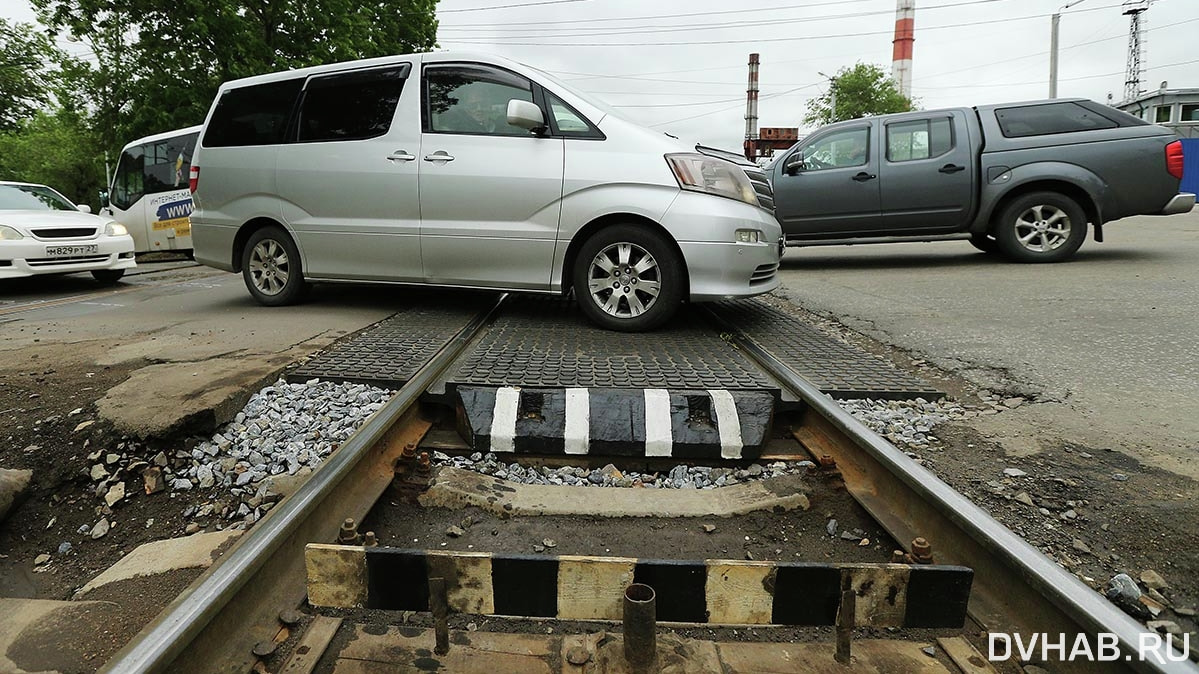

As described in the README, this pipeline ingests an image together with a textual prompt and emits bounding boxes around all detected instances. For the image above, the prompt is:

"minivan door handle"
[852,172,877,182]
[423,151,455,163]
[939,163,965,174]
[387,151,417,162]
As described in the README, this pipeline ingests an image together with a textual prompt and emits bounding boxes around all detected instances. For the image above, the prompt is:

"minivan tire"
[573,224,684,332]
[994,191,1087,263]
[242,226,308,306]
[91,269,125,284]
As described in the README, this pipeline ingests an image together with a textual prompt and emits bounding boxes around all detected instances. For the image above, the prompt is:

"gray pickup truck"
[770,98,1194,262]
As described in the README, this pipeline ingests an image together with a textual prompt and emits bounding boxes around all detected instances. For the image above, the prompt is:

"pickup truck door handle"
[387,151,416,162]
[939,163,965,174]
[852,172,877,182]
[423,151,455,163]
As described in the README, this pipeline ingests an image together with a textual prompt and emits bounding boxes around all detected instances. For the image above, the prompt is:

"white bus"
[102,125,201,253]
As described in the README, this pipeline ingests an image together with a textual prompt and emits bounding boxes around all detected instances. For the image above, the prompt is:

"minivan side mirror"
[77,204,92,214]
[784,152,805,176]
[507,99,547,134]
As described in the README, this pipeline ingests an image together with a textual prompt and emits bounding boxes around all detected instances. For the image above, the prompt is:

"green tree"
[0,109,107,207]
[0,19,64,130]
[803,63,914,127]
[33,0,441,147]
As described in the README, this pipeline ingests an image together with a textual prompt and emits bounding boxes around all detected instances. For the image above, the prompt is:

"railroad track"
[98,293,1197,674]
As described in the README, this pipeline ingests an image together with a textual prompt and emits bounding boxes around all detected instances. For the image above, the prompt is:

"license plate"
[44,244,99,257]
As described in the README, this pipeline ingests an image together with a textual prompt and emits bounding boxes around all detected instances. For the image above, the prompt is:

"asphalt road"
[776,211,1199,480]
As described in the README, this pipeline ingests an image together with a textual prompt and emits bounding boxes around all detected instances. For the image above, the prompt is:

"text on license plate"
[45,245,99,257]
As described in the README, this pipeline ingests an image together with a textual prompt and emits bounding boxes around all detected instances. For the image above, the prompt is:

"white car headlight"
[0,225,24,240]
[666,153,760,208]
[105,222,128,237]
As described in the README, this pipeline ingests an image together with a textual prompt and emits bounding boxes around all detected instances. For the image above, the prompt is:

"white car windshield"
[0,184,77,211]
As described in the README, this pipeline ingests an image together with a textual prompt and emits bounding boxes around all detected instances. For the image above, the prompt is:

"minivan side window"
[886,117,953,162]
[298,67,408,143]
[795,127,869,171]
[995,102,1118,138]
[545,91,603,139]
[424,64,536,137]
[203,79,304,147]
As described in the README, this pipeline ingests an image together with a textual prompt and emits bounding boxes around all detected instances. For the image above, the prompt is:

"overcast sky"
[3,0,1195,150]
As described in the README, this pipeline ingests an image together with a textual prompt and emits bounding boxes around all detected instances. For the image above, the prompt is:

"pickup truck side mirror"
[784,152,805,176]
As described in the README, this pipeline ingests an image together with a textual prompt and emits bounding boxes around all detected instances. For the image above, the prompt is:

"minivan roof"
[214,50,521,91]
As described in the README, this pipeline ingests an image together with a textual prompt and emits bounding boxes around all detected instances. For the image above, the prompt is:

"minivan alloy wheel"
[588,242,661,318]
[1013,204,1071,253]
[248,239,290,295]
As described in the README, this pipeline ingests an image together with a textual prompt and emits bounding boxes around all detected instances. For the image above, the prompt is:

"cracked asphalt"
[777,211,1199,481]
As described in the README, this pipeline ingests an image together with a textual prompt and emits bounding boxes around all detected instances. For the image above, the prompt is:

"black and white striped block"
[455,387,775,460]
[306,545,973,628]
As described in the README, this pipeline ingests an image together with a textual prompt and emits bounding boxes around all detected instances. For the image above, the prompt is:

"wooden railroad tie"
[305,544,972,629]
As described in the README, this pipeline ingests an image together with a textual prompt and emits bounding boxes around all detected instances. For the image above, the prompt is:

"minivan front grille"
[750,262,778,285]
[31,227,97,239]
[743,167,774,211]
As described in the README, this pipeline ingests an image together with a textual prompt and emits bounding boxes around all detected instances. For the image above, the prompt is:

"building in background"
[1116,85,1199,138]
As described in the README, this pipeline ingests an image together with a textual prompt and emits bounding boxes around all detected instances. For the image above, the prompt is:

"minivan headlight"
[0,225,24,240]
[105,222,128,237]
[666,153,760,208]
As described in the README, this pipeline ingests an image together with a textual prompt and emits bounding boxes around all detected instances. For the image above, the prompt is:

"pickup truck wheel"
[573,225,684,332]
[995,192,1087,263]
[242,226,308,306]
[969,234,999,254]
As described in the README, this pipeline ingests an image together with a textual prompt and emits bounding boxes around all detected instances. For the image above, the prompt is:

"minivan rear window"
[995,102,1118,138]
[203,79,303,147]
[298,67,408,143]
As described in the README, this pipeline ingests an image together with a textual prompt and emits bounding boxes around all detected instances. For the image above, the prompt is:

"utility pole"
[1049,0,1089,98]
[818,71,837,122]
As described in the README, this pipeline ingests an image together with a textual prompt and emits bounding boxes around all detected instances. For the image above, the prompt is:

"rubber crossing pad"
[711,299,942,399]
[456,386,774,460]
[288,301,485,387]
[446,297,774,390]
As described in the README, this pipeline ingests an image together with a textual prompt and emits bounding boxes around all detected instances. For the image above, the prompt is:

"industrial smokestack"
[744,53,760,161]
[892,0,915,99]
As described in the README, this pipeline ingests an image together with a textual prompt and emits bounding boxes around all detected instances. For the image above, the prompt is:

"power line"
[439,0,590,13]
[439,0,875,28]
[438,3,1123,46]
[648,83,822,127]
[439,0,1010,37]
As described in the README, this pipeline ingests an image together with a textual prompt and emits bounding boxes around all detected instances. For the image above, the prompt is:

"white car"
[0,181,136,283]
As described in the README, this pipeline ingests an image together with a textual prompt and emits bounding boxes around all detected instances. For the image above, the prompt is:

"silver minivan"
[189,51,781,331]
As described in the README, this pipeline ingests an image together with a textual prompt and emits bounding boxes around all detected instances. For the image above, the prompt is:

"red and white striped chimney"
[744,53,760,161]
[892,0,915,98]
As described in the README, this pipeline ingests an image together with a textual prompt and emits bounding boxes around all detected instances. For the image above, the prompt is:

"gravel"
[835,397,965,448]
[431,452,815,489]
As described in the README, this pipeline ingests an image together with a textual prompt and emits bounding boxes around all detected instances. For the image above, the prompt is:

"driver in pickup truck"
[844,137,867,166]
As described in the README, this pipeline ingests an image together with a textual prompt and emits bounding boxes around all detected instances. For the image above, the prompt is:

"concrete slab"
[96,351,306,438]
[76,529,241,597]
[419,467,810,518]
[0,468,32,523]
[0,598,120,674]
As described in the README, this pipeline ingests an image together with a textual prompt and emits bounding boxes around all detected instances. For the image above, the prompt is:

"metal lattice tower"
[1123,0,1150,102]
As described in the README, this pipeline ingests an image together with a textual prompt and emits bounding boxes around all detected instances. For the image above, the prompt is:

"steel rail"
[705,307,1198,674]
[100,293,507,674]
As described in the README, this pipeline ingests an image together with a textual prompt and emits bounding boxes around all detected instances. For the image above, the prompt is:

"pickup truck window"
[797,127,869,171]
[995,102,1117,138]
[886,117,952,162]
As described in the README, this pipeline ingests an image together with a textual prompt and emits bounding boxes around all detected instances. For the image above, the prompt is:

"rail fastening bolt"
[417,451,431,475]
[401,442,417,461]
[819,454,836,468]
[911,537,934,564]
[339,518,360,545]
[364,531,378,547]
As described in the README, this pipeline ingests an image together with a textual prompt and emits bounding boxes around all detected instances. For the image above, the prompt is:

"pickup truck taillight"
[188,166,200,194]
[1166,140,1184,180]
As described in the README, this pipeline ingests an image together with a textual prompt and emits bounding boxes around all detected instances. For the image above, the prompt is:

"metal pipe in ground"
[623,583,658,674]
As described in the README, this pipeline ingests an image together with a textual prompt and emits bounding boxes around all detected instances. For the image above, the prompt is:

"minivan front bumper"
[662,193,782,301]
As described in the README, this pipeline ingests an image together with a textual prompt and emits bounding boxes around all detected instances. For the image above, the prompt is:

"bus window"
[144,132,198,194]
[111,145,145,210]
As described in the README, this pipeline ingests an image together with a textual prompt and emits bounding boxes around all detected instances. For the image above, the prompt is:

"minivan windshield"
[0,184,77,211]
[520,63,624,122]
